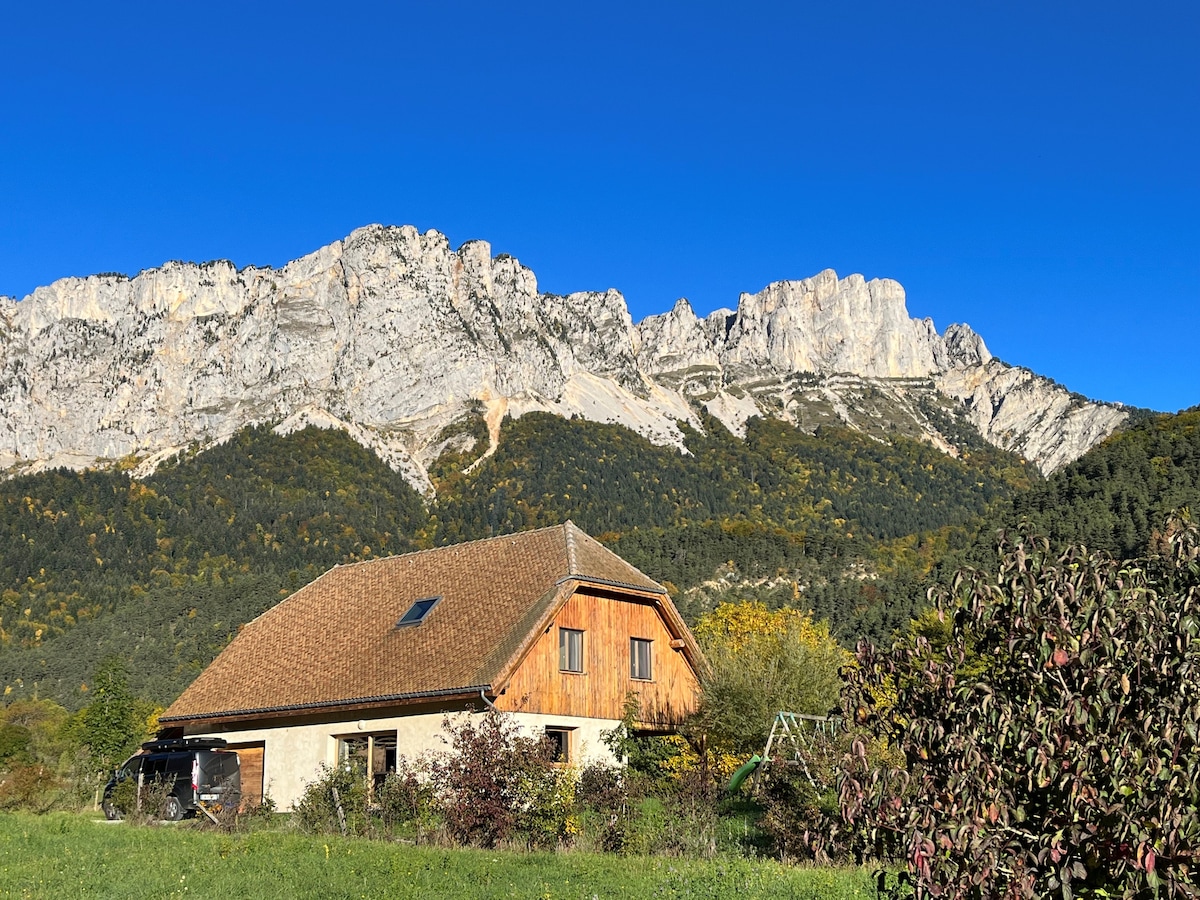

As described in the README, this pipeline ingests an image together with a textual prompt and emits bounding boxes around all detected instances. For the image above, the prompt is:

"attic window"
[396,596,441,628]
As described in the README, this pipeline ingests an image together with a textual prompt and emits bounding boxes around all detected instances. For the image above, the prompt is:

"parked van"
[103,737,241,821]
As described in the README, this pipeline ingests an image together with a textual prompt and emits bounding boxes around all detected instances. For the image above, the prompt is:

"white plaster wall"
[193,710,622,809]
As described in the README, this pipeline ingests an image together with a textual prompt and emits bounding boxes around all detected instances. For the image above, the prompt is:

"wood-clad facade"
[497,584,698,729]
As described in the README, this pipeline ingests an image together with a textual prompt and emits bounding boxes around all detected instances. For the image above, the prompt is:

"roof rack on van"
[141,737,229,752]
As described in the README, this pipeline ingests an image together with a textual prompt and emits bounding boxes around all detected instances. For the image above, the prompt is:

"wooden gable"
[495,582,699,728]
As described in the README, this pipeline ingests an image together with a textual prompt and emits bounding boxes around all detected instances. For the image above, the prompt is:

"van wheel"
[102,800,122,821]
[163,796,184,822]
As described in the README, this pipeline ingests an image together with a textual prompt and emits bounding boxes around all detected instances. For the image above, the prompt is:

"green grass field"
[0,813,875,899]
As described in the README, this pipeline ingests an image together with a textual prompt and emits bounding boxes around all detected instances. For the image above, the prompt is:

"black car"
[103,737,241,821]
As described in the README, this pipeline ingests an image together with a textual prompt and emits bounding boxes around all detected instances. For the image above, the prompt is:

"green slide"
[727,754,762,793]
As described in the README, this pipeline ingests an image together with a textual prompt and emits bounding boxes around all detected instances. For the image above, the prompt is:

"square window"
[336,731,398,799]
[631,638,653,681]
[544,727,572,763]
[559,628,584,673]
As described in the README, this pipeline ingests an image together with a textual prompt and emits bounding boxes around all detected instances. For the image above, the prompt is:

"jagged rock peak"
[942,322,992,368]
[719,269,941,379]
[0,224,1127,483]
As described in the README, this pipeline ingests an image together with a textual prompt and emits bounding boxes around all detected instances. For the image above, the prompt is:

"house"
[158,522,703,809]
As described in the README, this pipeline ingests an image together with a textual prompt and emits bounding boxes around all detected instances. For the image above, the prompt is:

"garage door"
[227,742,265,809]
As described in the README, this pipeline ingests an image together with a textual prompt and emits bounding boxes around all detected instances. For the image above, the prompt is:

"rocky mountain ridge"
[0,224,1129,491]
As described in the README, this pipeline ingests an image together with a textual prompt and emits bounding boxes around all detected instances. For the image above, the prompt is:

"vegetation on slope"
[1008,408,1200,557]
[936,408,1200,579]
[4,405,1197,712]
[0,425,426,706]
[434,411,1033,635]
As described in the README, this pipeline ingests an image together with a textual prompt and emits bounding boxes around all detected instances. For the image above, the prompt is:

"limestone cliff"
[0,224,1128,489]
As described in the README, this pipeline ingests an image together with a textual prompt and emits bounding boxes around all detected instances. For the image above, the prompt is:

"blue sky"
[2,1,1196,411]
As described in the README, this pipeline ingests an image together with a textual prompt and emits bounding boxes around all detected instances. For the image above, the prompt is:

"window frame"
[544,726,573,763]
[335,731,399,799]
[630,637,653,681]
[395,595,442,628]
[558,627,584,673]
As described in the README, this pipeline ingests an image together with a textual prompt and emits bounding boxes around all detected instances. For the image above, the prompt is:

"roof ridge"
[559,521,667,594]
[563,519,580,574]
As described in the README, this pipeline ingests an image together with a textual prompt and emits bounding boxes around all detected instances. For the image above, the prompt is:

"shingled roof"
[161,521,691,724]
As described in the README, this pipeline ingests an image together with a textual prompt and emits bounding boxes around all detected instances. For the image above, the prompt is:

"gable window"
[559,627,584,673]
[396,595,441,628]
[544,727,573,763]
[631,637,653,681]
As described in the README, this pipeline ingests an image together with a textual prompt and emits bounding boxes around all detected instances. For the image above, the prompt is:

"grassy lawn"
[0,812,875,899]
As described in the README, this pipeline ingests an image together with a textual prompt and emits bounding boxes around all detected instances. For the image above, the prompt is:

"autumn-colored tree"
[691,601,852,861]
[841,514,1200,898]
[693,601,849,755]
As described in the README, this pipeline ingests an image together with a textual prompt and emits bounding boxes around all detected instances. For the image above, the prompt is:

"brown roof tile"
[162,522,667,722]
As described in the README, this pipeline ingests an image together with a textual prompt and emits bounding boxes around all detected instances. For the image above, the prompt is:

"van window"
[143,756,167,780]
[197,752,239,787]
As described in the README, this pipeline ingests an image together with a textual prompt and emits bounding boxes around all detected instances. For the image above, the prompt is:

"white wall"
[192,710,622,809]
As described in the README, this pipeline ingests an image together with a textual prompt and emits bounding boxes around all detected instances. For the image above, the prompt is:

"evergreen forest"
[1,406,1198,711]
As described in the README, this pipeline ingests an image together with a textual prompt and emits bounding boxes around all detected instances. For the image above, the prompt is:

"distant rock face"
[0,224,1128,489]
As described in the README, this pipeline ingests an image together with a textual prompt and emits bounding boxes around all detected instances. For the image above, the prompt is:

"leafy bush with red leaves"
[840,515,1200,899]
[428,711,571,849]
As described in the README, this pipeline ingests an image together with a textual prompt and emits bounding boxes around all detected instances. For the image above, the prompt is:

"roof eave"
[159,684,494,727]
[554,573,667,595]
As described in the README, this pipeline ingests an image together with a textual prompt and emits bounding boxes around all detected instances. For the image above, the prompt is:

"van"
[102,737,241,821]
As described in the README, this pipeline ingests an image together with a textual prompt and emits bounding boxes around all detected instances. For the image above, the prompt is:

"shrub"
[106,776,177,824]
[0,763,60,812]
[294,764,369,836]
[428,711,572,849]
[375,768,435,837]
[659,767,719,858]
[841,514,1200,898]
[758,762,840,863]
[575,762,630,852]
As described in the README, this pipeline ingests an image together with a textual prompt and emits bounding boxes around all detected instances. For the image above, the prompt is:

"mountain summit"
[0,224,1127,488]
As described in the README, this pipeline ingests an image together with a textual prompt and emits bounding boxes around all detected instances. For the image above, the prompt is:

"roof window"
[395,596,441,628]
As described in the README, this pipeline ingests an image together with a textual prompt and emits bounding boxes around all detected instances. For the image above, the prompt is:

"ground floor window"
[544,726,574,763]
[336,731,398,794]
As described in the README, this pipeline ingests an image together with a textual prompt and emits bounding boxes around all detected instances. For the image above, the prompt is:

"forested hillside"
[937,407,1200,578]
[0,426,427,707]
[0,410,1032,708]
[2,406,1196,712]
[1007,408,1200,557]
[434,412,1032,635]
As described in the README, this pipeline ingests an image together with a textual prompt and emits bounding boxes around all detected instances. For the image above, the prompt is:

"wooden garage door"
[227,742,265,808]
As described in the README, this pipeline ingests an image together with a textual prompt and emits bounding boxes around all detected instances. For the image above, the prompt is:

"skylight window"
[395,596,441,628]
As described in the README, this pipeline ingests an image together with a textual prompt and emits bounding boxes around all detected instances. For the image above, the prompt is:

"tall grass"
[0,812,875,899]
